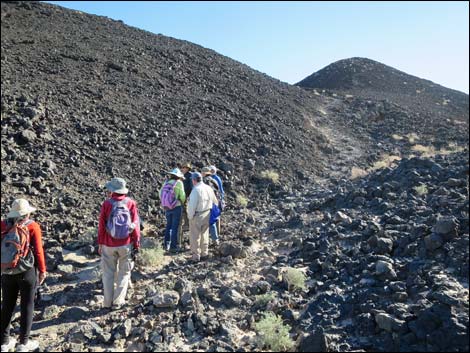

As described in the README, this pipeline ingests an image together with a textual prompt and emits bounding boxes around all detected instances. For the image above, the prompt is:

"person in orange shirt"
[1,199,46,352]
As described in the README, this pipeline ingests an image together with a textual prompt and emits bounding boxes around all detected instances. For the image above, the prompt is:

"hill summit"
[296,57,469,123]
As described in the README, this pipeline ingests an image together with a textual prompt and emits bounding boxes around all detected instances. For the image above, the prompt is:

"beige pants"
[101,244,132,307]
[178,206,189,248]
[189,211,210,261]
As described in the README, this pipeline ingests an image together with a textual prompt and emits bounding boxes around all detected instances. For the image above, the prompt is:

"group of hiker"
[1,163,225,352]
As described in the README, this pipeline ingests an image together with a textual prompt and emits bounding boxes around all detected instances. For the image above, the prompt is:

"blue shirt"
[211,174,224,199]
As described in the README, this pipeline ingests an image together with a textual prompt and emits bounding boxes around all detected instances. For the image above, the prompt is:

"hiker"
[98,177,140,310]
[209,165,225,206]
[178,162,193,248]
[181,163,194,199]
[202,167,221,245]
[187,172,219,262]
[1,199,46,352]
[159,168,186,253]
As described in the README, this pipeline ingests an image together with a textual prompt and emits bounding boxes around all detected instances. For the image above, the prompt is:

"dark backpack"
[1,219,35,274]
[160,181,178,210]
[203,176,221,201]
[106,197,136,239]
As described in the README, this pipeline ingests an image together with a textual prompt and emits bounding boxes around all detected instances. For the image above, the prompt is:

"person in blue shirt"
[209,165,224,237]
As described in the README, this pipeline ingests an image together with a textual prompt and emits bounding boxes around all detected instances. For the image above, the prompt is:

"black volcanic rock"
[1,3,469,352]
[297,58,469,149]
[1,0,336,234]
[296,57,468,122]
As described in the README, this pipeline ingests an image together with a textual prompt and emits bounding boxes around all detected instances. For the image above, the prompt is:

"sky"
[45,1,469,94]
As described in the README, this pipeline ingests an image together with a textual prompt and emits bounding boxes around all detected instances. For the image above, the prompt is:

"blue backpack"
[209,202,221,226]
[106,197,136,239]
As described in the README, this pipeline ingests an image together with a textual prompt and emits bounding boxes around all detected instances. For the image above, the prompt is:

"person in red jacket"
[98,177,140,310]
[1,199,46,352]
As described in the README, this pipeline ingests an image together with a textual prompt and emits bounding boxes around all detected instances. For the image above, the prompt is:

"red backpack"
[1,220,34,273]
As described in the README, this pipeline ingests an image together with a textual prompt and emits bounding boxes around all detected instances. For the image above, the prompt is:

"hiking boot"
[1,337,16,352]
[112,303,125,311]
[16,339,39,352]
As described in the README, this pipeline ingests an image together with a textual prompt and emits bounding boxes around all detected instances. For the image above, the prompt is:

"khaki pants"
[101,244,132,307]
[189,211,210,261]
[178,205,189,248]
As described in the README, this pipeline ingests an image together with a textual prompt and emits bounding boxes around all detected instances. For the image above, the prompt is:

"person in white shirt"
[187,172,219,262]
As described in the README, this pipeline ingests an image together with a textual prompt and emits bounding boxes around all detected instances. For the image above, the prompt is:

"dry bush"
[414,184,428,196]
[407,133,420,143]
[350,167,368,180]
[138,246,165,268]
[370,154,402,171]
[260,170,280,184]
[236,193,249,207]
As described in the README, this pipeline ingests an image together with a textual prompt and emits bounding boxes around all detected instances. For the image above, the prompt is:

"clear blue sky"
[45,1,469,93]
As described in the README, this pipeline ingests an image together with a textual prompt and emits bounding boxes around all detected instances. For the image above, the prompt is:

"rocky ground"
[16,148,468,352]
[1,1,469,352]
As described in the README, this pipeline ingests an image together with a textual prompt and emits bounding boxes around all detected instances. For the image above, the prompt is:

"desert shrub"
[411,144,434,154]
[255,292,276,307]
[350,166,368,180]
[370,154,401,171]
[283,267,307,291]
[438,143,466,155]
[414,184,428,196]
[236,193,249,207]
[407,133,420,143]
[138,246,165,268]
[255,312,294,352]
[260,170,280,184]
[412,143,465,157]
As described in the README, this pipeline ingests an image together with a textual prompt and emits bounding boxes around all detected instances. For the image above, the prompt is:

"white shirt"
[187,182,218,219]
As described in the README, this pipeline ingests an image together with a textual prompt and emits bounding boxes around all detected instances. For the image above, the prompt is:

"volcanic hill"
[1,2,469,353]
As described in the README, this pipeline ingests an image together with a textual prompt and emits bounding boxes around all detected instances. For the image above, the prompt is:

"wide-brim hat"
[105,177,129,194]
[209,165,218,173]
[7,199,37,218]
[201,166,211,174]
[167,168,185,180]
[181,162,192,169]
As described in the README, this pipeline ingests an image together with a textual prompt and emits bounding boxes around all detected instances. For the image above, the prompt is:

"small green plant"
[138,246,165,268]
[255,312,294,352]
[260,170,280,184]
[236,193,249,207]
[414,184,428,196]
[283,267,307,291]
[255,292,276,307]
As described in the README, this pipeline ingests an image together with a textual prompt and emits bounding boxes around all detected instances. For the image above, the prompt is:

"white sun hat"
[7,199,37,218]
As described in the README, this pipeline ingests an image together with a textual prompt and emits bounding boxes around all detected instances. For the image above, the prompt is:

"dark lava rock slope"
[296,57,469,145]
[1,1,337,235]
